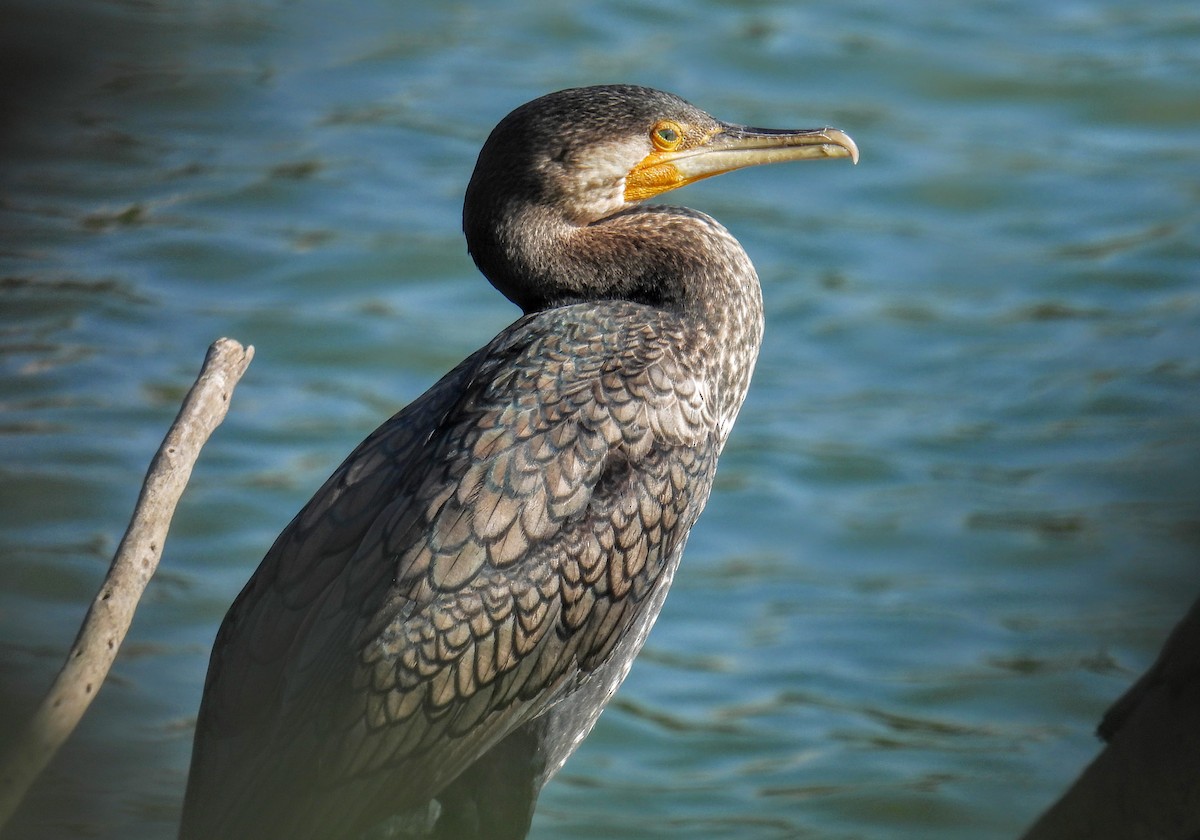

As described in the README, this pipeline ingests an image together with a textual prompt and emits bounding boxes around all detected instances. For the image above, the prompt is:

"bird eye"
[651,121,684,151]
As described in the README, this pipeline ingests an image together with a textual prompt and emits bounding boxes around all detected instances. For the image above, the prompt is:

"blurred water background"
[1,0,1198,837]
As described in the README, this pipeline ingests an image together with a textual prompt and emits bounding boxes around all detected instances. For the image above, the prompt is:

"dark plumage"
[180,85,856,840]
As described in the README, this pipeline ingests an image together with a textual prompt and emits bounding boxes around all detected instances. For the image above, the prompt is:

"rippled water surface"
[2,1,1198,838]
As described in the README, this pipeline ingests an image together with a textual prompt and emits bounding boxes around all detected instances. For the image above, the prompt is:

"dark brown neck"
[463,199,765,446]
[465,201,754,315]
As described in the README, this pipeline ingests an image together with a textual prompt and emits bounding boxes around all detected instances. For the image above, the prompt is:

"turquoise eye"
[651,121,684,150]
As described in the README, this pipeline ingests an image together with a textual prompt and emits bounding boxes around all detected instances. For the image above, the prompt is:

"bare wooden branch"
[0,337,254,834]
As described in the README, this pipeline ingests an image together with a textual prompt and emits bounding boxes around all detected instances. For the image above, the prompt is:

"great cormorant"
[180,84,857,840]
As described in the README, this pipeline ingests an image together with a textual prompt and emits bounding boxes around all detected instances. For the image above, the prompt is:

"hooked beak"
[624,125,858,203]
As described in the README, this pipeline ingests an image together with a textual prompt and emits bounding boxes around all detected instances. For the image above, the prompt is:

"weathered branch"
[0,337,254,834]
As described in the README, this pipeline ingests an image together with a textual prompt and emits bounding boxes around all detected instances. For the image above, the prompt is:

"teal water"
[2,1,1198,837]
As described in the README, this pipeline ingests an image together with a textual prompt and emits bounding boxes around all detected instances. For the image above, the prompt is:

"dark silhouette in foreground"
[1022,596,1200,840]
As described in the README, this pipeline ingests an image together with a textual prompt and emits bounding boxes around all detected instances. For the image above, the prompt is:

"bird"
[179,84,857,840]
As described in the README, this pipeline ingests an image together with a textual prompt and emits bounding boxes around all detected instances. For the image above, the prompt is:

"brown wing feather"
[181,301,718,840]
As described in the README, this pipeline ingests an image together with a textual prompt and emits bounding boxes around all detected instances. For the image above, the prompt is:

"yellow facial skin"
[624,120,859,203]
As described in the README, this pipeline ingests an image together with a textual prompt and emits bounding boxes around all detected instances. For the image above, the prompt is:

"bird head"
[462,85,857,311]
[465,84,857,227]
